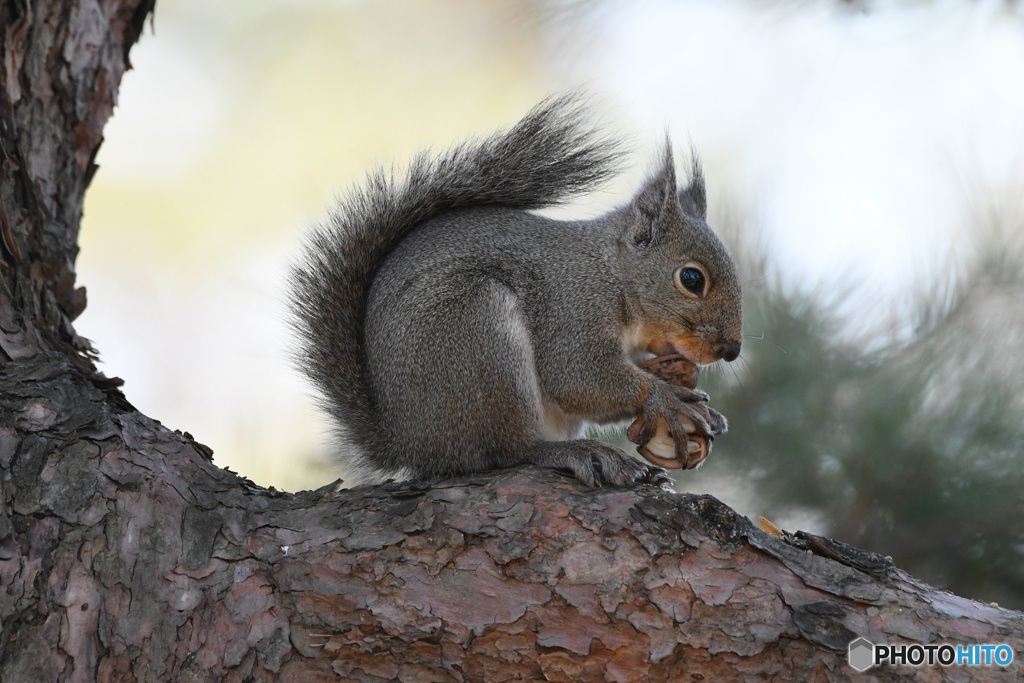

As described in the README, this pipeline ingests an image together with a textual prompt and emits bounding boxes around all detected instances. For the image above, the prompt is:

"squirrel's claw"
[528,439,662,488]
[669,385,710,403]
[694,403,728,436]
[628,361,727,470]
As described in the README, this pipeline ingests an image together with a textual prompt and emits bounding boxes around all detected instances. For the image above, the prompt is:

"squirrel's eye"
[675,265,708,298]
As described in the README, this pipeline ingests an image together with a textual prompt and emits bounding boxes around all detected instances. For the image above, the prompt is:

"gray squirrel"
[290,95,742,487]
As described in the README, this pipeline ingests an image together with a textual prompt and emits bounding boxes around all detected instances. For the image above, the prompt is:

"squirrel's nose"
[719,339,741,362]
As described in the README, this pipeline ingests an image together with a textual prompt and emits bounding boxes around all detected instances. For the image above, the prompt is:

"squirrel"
[289,95,743,487]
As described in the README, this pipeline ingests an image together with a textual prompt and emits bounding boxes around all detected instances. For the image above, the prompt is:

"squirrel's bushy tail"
[289,95,622,456]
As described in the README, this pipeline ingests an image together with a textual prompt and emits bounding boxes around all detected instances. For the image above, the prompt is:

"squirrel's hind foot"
[527,439,670,489]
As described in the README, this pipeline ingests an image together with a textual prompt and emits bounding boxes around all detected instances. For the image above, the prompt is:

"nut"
[639,353,699,389]
[628,353,721,470]
[627,413,711,470]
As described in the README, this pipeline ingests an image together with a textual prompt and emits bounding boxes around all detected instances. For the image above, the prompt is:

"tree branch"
[2,352,1022,681]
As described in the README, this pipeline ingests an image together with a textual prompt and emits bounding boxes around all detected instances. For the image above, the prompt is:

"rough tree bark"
[1,2,1022,682]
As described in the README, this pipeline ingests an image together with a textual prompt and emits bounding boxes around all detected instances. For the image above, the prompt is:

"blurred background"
[79,0,1024,608]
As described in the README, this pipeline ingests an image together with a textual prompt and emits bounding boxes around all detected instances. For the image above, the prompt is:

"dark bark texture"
[1,1,1023,682]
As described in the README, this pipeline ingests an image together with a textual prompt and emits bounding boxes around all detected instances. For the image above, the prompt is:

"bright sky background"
[77,0,1024,492]
[596,0,1024,282]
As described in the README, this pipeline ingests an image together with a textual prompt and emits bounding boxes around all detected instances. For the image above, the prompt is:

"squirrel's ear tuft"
[630,144,678,247]
[679,148,706,219]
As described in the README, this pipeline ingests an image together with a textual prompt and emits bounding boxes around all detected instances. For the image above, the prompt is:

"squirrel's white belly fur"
[496,286,584,441]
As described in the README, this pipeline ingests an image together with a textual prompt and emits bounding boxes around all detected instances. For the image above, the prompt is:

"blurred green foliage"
[690,233,1024,609]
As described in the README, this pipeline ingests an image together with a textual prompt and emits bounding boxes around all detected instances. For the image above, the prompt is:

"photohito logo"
[848,637,875,672]
[848,637,1015,672]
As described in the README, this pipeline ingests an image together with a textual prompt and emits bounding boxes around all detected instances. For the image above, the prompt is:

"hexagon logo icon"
[848,637,875,672]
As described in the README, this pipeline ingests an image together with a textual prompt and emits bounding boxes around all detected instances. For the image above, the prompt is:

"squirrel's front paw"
[627,383,726,470]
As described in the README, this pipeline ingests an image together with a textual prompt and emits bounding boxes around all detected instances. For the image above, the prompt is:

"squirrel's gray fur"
[290,95,742,487]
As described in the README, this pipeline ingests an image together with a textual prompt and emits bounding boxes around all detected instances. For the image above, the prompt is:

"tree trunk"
[1,2,1022,682]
